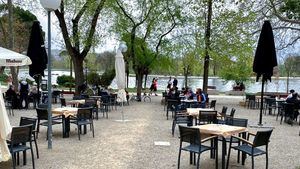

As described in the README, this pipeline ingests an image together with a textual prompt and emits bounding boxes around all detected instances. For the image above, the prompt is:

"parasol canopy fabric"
[0,47,32,66]
[27,21,48,77]
[253,20,277,82]
[115,49,126,102]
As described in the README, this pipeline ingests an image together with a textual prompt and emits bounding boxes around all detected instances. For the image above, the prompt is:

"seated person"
[6,85,19,109]
[286,92,300,120]
[196,88,206,108]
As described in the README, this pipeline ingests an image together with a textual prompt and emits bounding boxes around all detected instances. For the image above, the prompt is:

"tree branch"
[72,1,91,51]
[81,0,106,58]
[269,0,300,25]
[116,0,135,25]
[55,1,77,57]
[277,36,300,50]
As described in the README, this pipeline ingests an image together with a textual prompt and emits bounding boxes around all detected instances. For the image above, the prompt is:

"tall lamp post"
[39,0,60,149]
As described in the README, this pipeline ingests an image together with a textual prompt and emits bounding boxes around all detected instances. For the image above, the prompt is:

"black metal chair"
[8,125,35,169]
[209,100,217,110]
[280,102,294,125]
[100,95,110,118]
[226,129,273,169]
[85,98,99,120]
[197,110,218,125]
[60,97,66,107]
[178,125,218,169]
[72,107,95,140]
[219,106,228,120]
[247,95,258,109]
[36,108,62,139]
[264,98,276,115]
[19,117,39,159]
[172,107,192,136]
[166,99,180,120]
[5,96,14,116]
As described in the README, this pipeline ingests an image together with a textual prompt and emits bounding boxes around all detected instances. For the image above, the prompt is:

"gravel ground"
[1,95,300,169]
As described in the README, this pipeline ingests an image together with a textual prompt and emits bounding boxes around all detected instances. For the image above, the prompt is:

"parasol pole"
[259,76,265,125]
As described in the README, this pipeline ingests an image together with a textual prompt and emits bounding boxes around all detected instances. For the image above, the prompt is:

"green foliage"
[280,0,300,19]
[283,55,300,76]
[219,55,253,84]
[87,72,101,85]
[0,74,8,82]
[99,69,115,87]
[57,75,75,87]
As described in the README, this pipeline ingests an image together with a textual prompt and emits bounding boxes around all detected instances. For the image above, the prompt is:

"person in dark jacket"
[6,85,18,109]
[19,80,29,109]
[286,92,300,121]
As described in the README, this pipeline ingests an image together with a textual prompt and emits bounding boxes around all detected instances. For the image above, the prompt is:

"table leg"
[222,137,226,169]
[242,132,246,165]
[62,115,70,138]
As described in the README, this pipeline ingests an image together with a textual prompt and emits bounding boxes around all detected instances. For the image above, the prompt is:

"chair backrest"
[283,103,294,115]
[229,108,236,117]
[19,117,37,131]
[228,118,248,127]
[36,108,48,120]
[210,100,216,109]
[85,98,96,106]
[198,110,217,124]
[220,106,228,116]
[101,95,111,103]
[253,129,273,147]
[178,125,201,145]
[248,95,256,101]
[167,99,180,110]
[77,107,93,121]
[38,104,48,108]
[60,98,66,107]
[10,125,33,145]
[265,98,276,106]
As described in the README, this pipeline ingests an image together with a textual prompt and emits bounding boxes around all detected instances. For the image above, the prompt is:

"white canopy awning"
[0,47,32,162]
[0,47,32,67]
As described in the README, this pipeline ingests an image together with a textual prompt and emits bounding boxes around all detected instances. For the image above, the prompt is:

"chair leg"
[266,152,268,169]
[251,155,254,169]
[226,142,232,169]
[172,121,176,136]
[196,153,200,169]
[78,126,81,140]
[177,149,181,169]
[12,153,16,169]
[92,123,95,138]
[30,142,35,169]
[33,133,39,159]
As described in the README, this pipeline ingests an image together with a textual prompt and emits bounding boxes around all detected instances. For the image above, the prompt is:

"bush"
[57,75,75,87]
[99,69,115,87]
[87,72,101,85]
[0,74,8,82]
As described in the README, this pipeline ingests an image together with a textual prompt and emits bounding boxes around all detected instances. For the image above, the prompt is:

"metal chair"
[209,100,217,110]
[226,129,273,169]
[60,97,66,107]
[8,125,35,169]
[172,106,192,136]
[197,110,218,125]
[36,108,62,139]
[72,107,95,140]
[178,125,218,169]
[19,117,39,159]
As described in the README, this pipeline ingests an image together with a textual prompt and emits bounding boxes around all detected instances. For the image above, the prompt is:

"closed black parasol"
[27,21,48,103]
[253,20,277,125]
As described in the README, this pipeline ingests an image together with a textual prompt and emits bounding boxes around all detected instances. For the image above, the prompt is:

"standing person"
[29,84,39,108]
[149,78,155,95]
[154,78,158,96]
[19,79,29,109]
[5,85,18,109]
[173,77,178,88]
[167,76,172,90]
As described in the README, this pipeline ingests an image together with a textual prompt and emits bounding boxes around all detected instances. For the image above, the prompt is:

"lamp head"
[40,0,61,11]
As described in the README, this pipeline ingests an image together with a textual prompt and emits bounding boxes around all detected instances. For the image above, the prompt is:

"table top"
[66,99,86,105]
[192,124,247,138]
[181,99,199,103]
[186,108,215,116]
[52,107,78,117]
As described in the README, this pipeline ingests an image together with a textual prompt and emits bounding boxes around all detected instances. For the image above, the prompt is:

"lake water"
[18,70,300,94]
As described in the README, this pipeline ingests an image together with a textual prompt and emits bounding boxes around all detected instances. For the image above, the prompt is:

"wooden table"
[181,99,200,108]
[186,108,215,116]
[52,107,78,138]
[66,99,101,107]
[192,124,247,169]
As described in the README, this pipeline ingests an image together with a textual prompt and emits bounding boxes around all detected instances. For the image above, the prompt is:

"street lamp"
[40,0,60,149]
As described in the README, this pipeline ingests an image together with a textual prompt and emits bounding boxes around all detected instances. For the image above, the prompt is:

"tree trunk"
[125,61,129,88]
[202,0,212,93]
[144,73,148,89]
[136,72,143,101]
[8,0,18,89]
[73,57,84,95]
